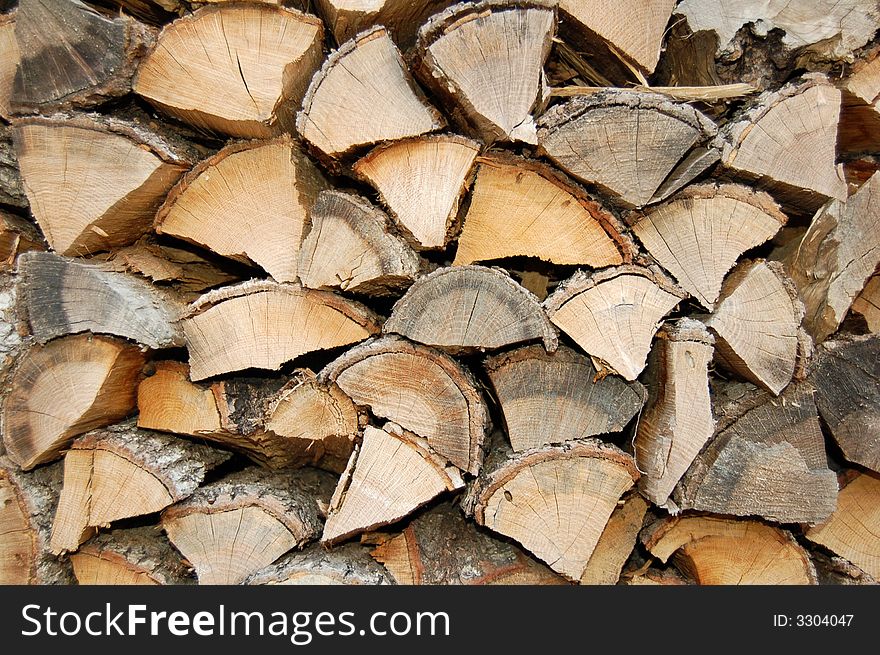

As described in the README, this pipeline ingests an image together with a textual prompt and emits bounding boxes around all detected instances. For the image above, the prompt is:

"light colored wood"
[297,26,444,161]
[247,543,394,585]
[156,138,327,284]
[354,134,480,250]
[12,114,192,256]
[634,319,715,509]
[580,494,648,585]
[315,0,454,49]
[412,0,556,144]
[453,154,631,267]
[2,335,146,470]
[320,336,487,474]
[537,90,717,207]
[182,280,381,380]
[16,251,184,349]
[780,172,880,342]
[838,49,880,154]
[134,3,324,137]
[384,265,557,353]
[544,265,685,380]
[163,467,335,585]
[643,516,817,585]
[806,472,880,579]
[629,184,786,309]
[464,438,638,581]
[322,424,465,545]
[0,210,43,272]
[852,274,880,332]
[484,344,646,452]
[721,74,847,208]
[298,190,420,295]
[137,361,223,437]
[0,12,18,120]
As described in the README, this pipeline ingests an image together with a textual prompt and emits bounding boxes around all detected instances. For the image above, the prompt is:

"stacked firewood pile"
[1,0,879,586]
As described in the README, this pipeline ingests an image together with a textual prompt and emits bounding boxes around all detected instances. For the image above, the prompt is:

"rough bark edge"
[245,542,395,585]
[75,525,193,585]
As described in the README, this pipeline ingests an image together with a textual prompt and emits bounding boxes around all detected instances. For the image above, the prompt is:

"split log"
[155,138,328,284]
[12,113,194,256]
[320,336,487,474]
[138,361,359,471]
[0,11,17,120]
[675,0,879,64]
[838,49,880,155]
[353,134,480,250]
[463,437,638,581]
[11,0,154,113]
[810,335,880,473]
[543,265,685,380]
[452,154,632,267]
[720,74,847,209]
[634,319,715,509]
[625,567,689,586]
[0,210,43,271]
[16,251,184,349]
[642,516,817,585]
[133,4,324,138]
[411,0,556,144]
[580,493,648,585]
[674,381,838,524]
[484,344,646,452]
[0,457,73,584]
[50,423,229,554]
[628,183,786,309]
[2,334,146,470]
[182,280,381,381]
[851,274,880,333]
[162,467,336,585]
[812,551,877,586]
[558,0,676,77]
[705,259,802,395]
[805,471,880,580]
[536,90,718,207]
[71,526,192,585]
[384,265,557,353]
[247,543,394,585]
[779,172,880,342]
[315,0,453,49]
[321,424,465,545]
[297,26,444,162]
[298,190,421,295]
[368,501,566,585]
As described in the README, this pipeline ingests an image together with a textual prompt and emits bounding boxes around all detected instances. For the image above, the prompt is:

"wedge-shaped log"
[369,501,566,585]
[721,74,847,209]
[163,467,335,585]
[675,381,838,524]
[0,13,18,120]
[412,0,555,144]
[247,543,394,586]
[453,154,632,267]
[780,172,880,342]
[485,344,646,452]
[806,471,880,580]
[50,424,229,554]
[384,265,556,353]
[811,336,880,473]
[634,319,715,509]
[354,134,480,250]
[17,251,184,349]
[838,49,880,154]
[544,265,685,380]
[315,0,455,49]
[133,4,323,137]
[642,516,817,585]
[11,0,154,112]
[71,527,192,585]
[12,114,193,256]
[852,274,880,333]
[537,90,717,207]
[0,210,43,272]
[297,26,444,162]
[580,493,649,585]
[156,138,327,284]
[322,424,465,545]
[320,336,487,474]
[298,191,420,295]
[629,184,786,309]
[2,335,146,470]
[0,457,73,584]
[182,280,381,381]
[463,438,638,581]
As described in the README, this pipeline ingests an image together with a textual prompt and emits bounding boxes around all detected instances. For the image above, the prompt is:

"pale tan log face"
[0,473,32,585]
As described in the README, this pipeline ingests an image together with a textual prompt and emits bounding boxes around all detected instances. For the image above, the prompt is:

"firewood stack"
[1,0,879,587]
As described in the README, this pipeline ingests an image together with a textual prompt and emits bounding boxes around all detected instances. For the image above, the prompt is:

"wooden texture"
[0,210,43,272]
[580,493,648,585]
[485,344,646,452]
[851,274,880,332]
[247,542,394,585]
[0,12,18,120]
[315,0,454,49]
